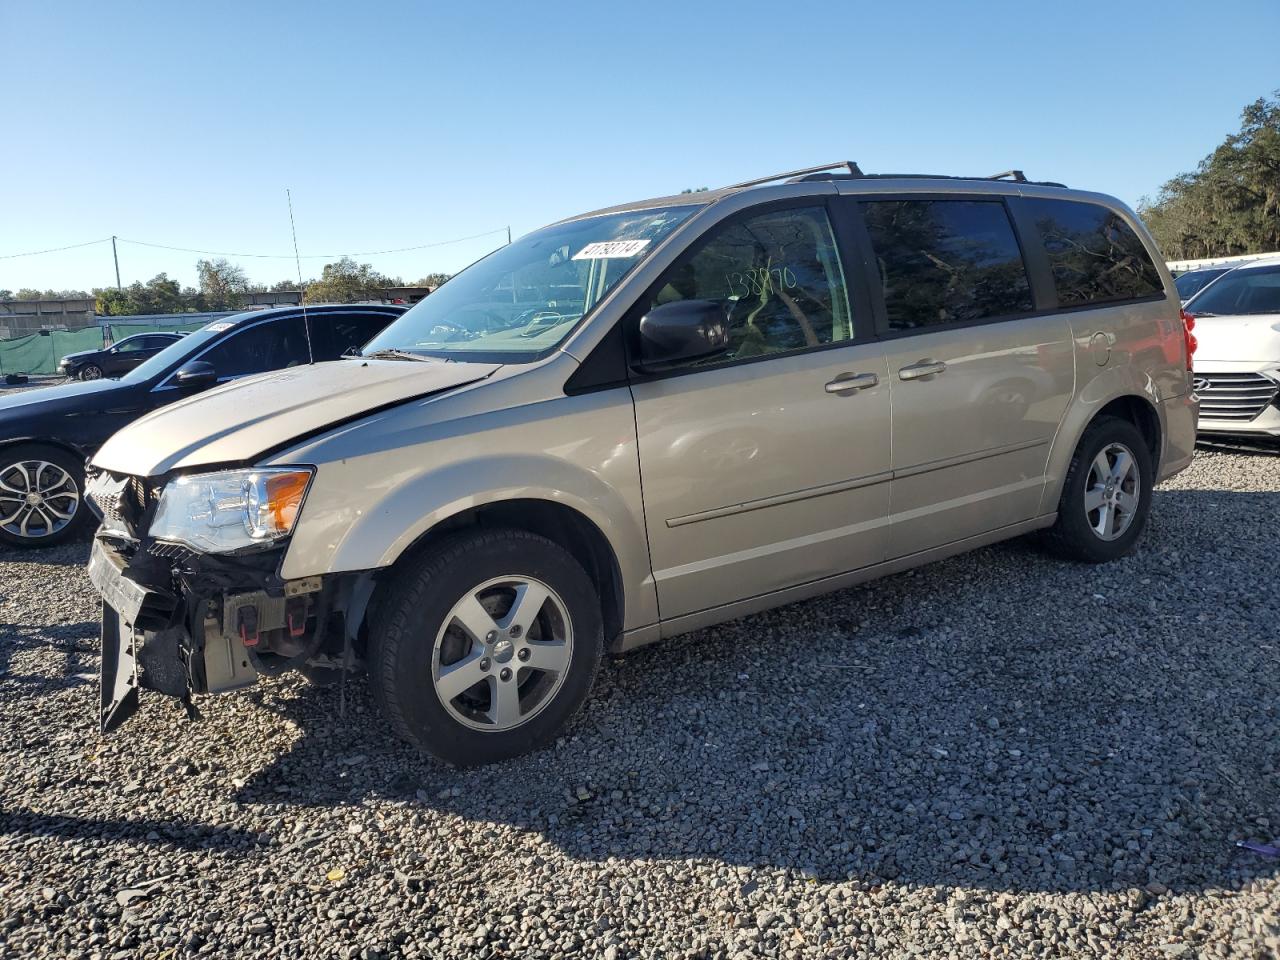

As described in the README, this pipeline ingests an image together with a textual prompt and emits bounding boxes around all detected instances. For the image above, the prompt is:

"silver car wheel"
[0,460,80,539]
[1084,442,1140,541]
[80,364,103,381]
[431,575,574,732]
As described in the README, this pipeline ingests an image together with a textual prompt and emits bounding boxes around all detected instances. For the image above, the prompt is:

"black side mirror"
[174,361,217,389]
[635,299,729,373]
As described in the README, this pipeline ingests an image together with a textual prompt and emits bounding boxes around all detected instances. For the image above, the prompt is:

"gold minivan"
[86,163,1199,764]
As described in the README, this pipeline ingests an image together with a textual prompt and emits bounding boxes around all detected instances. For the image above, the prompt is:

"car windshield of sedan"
[361,206,698,361]
[1187,265,1280,316]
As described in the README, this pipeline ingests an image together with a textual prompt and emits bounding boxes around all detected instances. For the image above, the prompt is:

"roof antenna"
[286,188,315,365]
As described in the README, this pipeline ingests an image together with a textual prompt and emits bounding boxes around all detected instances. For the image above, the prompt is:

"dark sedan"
[59,331,184,380]
[0,303,405,547]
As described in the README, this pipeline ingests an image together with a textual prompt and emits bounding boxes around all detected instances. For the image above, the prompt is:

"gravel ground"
[1,450,1278,959]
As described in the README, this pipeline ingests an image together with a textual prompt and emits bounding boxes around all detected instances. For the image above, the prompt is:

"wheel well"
[381,499,625,647]
[0,437,88,468]
[1095,395,1161,470]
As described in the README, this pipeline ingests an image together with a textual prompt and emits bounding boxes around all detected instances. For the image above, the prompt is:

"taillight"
[1180,309,1197,371]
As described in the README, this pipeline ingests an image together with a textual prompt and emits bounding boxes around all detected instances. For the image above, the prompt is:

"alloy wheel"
[1084,442,1140,541]
[80,365,103,381]
[431,576,573,732]
[0,460,80,539]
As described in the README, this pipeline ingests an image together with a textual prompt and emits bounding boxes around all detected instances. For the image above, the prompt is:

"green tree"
[1140,91,1280,259]
[93,274,192,315]
[415,272,452,288]
[196,258,249,310]
[303,257,397,303]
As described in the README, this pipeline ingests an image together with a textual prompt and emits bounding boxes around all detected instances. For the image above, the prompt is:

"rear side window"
[1023,198,1163,306]
[1174,269,1226,300]
[324,311,395,357]
[199,316,311,378]
[861,200,1033,331]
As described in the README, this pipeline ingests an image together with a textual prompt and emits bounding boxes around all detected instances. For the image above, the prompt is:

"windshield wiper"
[359,348,436,362]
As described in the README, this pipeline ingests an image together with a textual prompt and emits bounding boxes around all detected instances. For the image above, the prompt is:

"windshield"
[1174,268,1226,300]
[362,206,697,361]
[1186,265,1280,316]
[121,323,227,382]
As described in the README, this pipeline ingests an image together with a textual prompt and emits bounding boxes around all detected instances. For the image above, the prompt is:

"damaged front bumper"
[89,535,368,735]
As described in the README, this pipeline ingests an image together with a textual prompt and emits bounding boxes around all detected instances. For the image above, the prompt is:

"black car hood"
[0,378,136,420]
[59,349,102,363]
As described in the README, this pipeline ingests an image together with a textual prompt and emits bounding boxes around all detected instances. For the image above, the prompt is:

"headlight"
[148,468,313,553]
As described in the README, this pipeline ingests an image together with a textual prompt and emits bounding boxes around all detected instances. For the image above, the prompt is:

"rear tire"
[0,443,90,549]
[370,528,603,766]
[1042,416,1153,563]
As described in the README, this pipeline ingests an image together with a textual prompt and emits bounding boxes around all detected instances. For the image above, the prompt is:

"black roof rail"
[725,163,1067,191]
[726,161,863,190]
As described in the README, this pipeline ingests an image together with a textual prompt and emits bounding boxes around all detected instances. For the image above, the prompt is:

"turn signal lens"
[246,470,312,539]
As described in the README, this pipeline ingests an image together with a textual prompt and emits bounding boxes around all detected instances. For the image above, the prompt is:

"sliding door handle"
[825,372,879,394]
[898,359,947,381]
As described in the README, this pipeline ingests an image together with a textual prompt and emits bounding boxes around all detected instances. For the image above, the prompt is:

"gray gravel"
[1,449,1278,959]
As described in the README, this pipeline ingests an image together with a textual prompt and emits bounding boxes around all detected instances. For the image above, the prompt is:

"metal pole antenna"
[287,189,315,365]
[507,225,512,245]
[112,236,121,290]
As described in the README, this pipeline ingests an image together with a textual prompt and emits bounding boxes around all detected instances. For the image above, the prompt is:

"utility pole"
[111,236,121,290]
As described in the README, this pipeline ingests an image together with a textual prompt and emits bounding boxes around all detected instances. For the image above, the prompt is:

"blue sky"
[2,0,1277,293]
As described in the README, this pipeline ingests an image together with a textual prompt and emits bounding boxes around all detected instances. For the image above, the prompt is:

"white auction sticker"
[204,322,234,332]
[572,239,651,260]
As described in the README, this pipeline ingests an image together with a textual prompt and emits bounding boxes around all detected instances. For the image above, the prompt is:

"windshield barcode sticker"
[573,239,651,260]
[204,322,234,331]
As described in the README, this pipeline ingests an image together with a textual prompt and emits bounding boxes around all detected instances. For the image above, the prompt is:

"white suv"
[1185,259,1280,439]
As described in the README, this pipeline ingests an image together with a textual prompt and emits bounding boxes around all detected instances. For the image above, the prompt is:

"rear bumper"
[1158,389,1198,482]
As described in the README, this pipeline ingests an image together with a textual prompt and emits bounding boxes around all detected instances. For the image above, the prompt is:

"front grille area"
[85,470,159,539]
[1195,372,1280,422]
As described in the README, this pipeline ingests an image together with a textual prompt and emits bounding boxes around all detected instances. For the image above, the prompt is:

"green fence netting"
[0,328,105,376]
[107,320,208,340]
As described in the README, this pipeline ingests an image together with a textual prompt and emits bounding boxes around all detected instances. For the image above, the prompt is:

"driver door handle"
[825,372,879,394]
[898,359,947,381]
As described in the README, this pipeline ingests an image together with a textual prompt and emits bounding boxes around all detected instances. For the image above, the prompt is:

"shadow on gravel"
[0,537,94,567]
[0,623,99,693]
[1195,438,1280,457]
[47,489,1280,895]
[0,806,266,853]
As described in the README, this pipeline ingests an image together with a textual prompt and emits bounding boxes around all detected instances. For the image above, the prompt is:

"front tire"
[1042,416,1153,563]
[79,364,104,381]
[370,529,603,766]
[0,444,90,548]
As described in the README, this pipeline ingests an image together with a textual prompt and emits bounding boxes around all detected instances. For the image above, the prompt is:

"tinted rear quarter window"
[861,199,1034,331]
[324,311,396,357]
[201,316,312,377]
[1174,269,1226,300]
[1023,198,1163,306]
